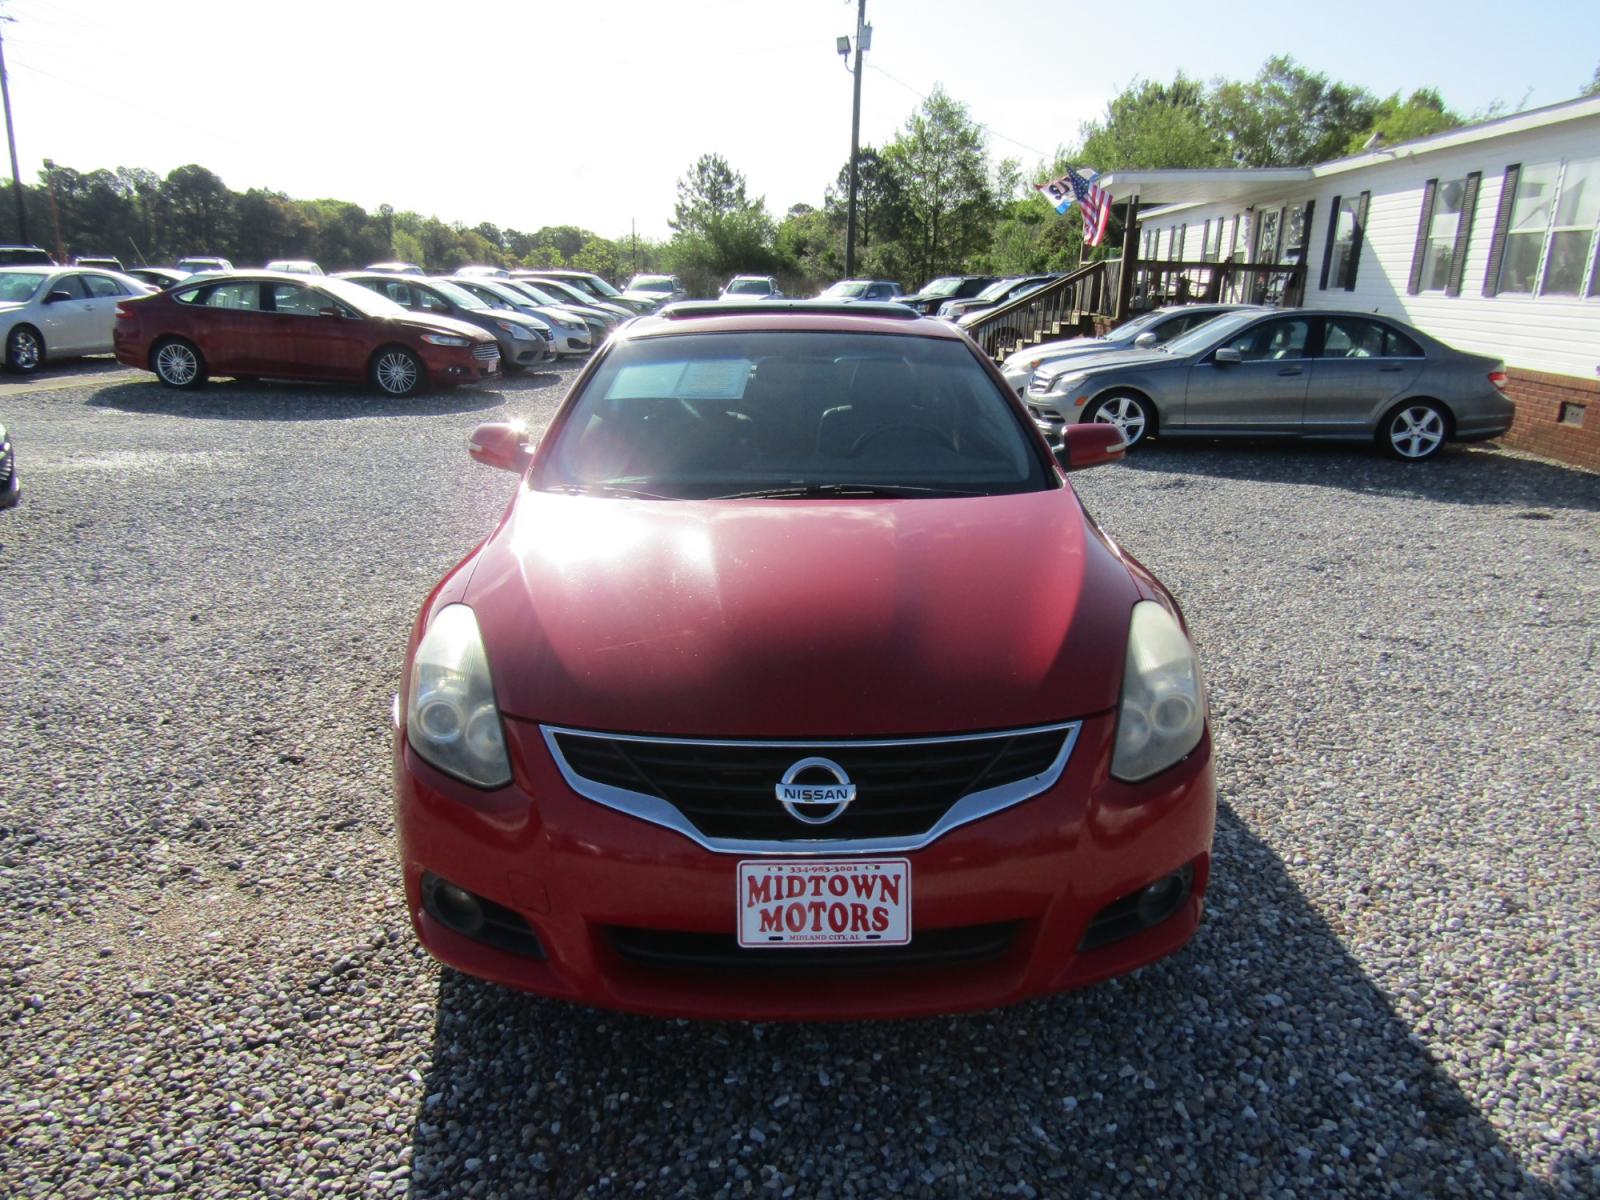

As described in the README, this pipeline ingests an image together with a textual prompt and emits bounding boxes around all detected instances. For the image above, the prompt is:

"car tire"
[371,347,424,397]
[1085,392,1155,449]
[1380,400,1449,462]
[151,338,207,389]
[5,326,44,374]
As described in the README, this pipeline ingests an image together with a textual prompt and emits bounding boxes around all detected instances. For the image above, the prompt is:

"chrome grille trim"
[472,343,499,360]
[540,721,1082,856]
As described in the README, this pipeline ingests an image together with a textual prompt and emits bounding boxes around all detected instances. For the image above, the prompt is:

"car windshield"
[0,272,47,302]
[316,276,407,317]
[725,279,771,294]
[1163,310,1260,357]
[1106,310,1167,341]
[917,277,964,298]
[536,331,1052,500]
[975,278,1022,302]
[821,282,870,298]
[511,282,563,306]
[629,277,674,293]
[582,275,625,298]
[429,279,487,310]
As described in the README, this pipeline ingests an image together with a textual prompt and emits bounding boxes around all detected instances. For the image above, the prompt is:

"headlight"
[496,320,534,339]
[1049,372,1087,395]
[420,333,471,347]
[405,605,512,789]
[1110,602,1206,782]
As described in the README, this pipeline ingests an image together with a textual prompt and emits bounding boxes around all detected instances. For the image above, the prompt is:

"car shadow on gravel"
[1124,440,1600,514]
[81,379,516,421]
[402,805,1576,1198]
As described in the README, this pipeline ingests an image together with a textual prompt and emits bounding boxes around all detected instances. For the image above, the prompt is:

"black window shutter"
[1408,179,1438,295]
[1482,164,1521,298]
[1320,196,1341,290]
[1446,171,1482,298]
[1345,191,1371,291]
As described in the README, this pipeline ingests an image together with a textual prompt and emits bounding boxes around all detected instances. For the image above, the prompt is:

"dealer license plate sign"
[736,859,911,948]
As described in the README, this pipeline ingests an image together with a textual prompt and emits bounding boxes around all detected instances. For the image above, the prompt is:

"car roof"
[620,300,958,341]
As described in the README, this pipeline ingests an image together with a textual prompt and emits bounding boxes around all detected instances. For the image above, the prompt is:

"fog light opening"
[1135,871,1188,929]
[431,878,485,936]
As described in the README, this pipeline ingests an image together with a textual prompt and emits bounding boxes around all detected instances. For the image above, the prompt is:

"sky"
[1,0,1595,243]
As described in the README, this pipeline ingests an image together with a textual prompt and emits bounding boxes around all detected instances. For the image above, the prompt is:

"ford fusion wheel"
[5,327,43,374]
[1383,401,1448,461]
[1087,393,1153,448]
[152,338,207,389]
[372,348,423,397]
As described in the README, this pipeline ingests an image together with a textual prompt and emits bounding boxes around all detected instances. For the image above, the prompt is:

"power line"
[866,62,1057,162]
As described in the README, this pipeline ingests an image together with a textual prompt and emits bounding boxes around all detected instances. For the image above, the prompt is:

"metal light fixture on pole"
[838,0,869,279]
[0,20,26,244]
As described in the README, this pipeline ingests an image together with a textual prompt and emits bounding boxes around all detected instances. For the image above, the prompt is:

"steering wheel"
[849,424,958,457]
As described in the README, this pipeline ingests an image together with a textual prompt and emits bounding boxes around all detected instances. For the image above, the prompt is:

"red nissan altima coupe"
[114,271,500,396]
[394,301,1216,1019]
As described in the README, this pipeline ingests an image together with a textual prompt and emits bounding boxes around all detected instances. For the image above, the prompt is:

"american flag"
[1035,167,1113,247]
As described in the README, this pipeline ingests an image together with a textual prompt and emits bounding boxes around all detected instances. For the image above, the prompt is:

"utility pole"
[0,20,26,244]
[842,0,867,278]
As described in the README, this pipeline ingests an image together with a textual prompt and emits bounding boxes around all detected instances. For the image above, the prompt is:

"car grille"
[0,445,12,487]
[472,343,499,361]
[607,921,1019,971]
[544,723,1078,851]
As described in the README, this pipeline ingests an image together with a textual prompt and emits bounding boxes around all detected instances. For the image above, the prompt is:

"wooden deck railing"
[1129,258,1306,310]
[964,261,1116,360]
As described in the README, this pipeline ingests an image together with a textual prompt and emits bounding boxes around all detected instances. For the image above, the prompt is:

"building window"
[1169,224,1184,262]
[1493,158,1600,296]
[1420,178,1466,290]
[1204,219,1223,262]
[1321,193,1369,291]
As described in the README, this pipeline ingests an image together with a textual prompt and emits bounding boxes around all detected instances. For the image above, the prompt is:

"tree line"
[4,56,1591,296]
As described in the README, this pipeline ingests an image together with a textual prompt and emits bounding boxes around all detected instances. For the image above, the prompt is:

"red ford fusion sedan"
[113,271,500,396]
[394,301,1215,1020]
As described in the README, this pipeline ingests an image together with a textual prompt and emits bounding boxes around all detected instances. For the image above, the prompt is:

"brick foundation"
[1500,369,1600,472]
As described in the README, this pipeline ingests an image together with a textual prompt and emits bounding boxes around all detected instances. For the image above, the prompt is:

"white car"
[719,275,783,300]
[264,259,325,275]
[622,274,687,308]
[175,256,233,274]
[0,265,152,373]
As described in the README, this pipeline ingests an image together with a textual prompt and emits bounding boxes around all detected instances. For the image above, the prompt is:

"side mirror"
[1053,423,1127,472]
[1213,347,1242,364]
[1133,331,1159,349]
[45,289,75,304]
[469,420,536,473]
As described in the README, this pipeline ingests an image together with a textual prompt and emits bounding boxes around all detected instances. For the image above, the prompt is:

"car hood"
[389,311,491,341]
[1035,348,1173,383]
[464,489,1138,737]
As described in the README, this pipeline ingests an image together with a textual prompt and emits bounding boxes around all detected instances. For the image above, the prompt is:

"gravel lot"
[1,359,1596,1198]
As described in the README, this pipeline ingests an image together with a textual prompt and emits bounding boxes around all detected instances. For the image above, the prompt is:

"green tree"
[823,147,909,260]
[1207,56,1377,166]
[160,164,235,254]
[668,153,776,282]
[1078,75,1226,169]
[1584,63,1600,96]
[882,86,997,284]
[1347,89,1462,153]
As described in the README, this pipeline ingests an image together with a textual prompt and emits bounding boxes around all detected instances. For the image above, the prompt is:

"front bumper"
[394,710,1216,1020]
[552,329,592,356]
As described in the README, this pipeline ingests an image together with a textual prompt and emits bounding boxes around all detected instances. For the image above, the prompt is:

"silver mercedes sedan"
[1024,308,1515,462]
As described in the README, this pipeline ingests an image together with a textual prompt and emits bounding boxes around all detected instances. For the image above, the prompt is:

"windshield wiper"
[711,483,980,499]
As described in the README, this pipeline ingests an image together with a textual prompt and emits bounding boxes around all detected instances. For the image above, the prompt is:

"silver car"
[446,278,593,357]
[999,305,1261,395]
[1025,308,1514,462]
[0,265,152,373]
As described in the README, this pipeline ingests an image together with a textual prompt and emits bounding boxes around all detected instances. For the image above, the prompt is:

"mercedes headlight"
[1111,602,1206,782]
[1049,372,1087,395]
[405,605,512,789]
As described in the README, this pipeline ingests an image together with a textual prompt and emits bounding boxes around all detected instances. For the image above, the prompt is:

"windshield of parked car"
[509,281,564,306]
[1162,310,1260,357]
[0,272,47,302]
[725,278,772,294]
[429,280,488,310]
[315,276,408,317]
[628,277,674,293]
[536,331,1052,500]
[917,277,965,298]
[582,275,625,298]
[820,282,870,298]
[975,277,1022,302]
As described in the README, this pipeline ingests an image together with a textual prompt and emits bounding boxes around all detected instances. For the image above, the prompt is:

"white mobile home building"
[1100,94,1600,470]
